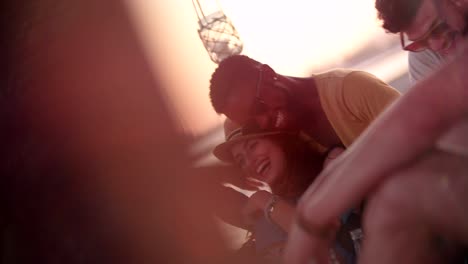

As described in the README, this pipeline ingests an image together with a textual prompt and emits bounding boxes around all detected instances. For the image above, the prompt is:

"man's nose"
[428,35,448,51]
[255,114,271,130]
[255,108,278,130]
[244,158,257,177]
[245,150,260,173]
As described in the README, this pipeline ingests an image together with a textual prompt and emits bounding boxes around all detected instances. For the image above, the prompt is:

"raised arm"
[285,43,468,264]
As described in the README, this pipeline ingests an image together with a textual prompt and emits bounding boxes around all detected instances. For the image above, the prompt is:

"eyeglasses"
[245,67,284,132]
[242,69,269,134]
[400,19,452,52]
[250,67,269,115]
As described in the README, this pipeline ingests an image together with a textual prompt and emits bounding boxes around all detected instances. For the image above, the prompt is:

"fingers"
[284,209,341,264]
[291,129,468,264]
[245,177,271,191]
[360,216,444,264]
[294,57,468,238]
[360,149,468,264]
[409,151,468,244]
[242,191,271,226]
[286,45,468,264]
[286,149,468,264]
[360,177,441,264]
[437,118,468,155]
[323,147,345,168]
[283,223,330,264]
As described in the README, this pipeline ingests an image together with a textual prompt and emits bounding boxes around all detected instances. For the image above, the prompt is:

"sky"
[124,0,404,136]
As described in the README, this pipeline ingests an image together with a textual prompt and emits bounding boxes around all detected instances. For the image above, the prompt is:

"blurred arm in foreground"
[0,0,232,263]
[284,41,468,264]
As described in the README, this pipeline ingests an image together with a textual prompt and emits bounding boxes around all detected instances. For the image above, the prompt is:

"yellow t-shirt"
[313,69,401,147]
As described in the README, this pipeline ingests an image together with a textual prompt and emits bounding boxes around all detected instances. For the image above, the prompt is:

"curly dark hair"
[261,134,325,199]
[375,0,423,33]
[209,55,261,114]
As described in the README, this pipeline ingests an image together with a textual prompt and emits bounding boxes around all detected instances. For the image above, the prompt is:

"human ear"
[259,64,290,99]
[260,64,287,88]
[259,64,277,82]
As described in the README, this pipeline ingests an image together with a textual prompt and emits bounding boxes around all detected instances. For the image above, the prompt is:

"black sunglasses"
[250,67,270,115]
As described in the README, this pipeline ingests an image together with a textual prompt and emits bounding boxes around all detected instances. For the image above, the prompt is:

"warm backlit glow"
[220,0,383,75]
[125,0,405,136]
[124,0,408,249]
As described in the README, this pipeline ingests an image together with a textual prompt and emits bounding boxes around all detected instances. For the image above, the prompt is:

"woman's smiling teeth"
[256,160,269,175]
[275,111,285,128]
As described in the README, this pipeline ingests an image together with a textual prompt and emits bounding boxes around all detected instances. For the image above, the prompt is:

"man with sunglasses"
[376,0,468,83]
[209,55,400,155]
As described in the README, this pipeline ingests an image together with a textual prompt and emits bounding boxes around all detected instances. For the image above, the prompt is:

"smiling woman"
[211,119,360,263]
[230,137,287,185]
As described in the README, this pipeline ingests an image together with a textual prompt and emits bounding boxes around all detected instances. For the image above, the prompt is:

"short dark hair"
[209,55,261,114]
[375,0,423,33]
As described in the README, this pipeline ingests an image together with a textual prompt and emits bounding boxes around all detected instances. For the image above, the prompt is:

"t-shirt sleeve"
[342,71,401,123]
[408,50,444,84]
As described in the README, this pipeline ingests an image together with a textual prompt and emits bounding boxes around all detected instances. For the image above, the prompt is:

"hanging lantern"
[192,0,243,64]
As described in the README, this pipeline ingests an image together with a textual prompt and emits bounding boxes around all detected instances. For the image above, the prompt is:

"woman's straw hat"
[213,119,283,162]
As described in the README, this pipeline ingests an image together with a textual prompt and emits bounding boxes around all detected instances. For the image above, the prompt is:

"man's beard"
[281,96,309,132]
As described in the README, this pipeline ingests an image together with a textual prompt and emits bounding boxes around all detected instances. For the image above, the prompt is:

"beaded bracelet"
[264,194,279,224]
